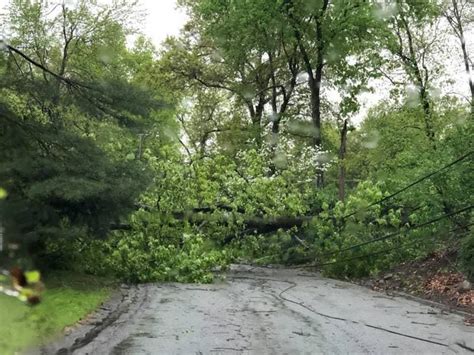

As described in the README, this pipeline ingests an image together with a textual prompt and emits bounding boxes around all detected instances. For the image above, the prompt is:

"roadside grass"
[0,271,114,354]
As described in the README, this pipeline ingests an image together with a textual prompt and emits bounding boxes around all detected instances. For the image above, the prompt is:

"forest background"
[0,0,472,286]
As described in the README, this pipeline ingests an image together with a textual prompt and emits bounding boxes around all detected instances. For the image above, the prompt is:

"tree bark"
[391,3,436,145]
[111,215,314,235]
[398,11,436,145]
[285,0,329,188]
[338,119,348,202]
[446,0,474,115]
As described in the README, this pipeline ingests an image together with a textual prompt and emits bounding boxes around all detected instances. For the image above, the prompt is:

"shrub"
[460,231,474,282]
[57,229,230,284]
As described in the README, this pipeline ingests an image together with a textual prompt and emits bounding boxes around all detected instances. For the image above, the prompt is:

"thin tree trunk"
[313,0,328,187]
[450,0,474,115]
[284,0,328,188]
[338,119,348,202]
[313,0,327,149]
[399,12,436,145]
[460,35,474,114]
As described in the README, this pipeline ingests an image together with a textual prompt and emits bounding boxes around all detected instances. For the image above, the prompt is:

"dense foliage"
[1,0,472,283]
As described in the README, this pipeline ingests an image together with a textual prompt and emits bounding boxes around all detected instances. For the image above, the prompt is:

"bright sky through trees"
[0,0,188,48]
[0,0,470,123]
[134,0,188,47]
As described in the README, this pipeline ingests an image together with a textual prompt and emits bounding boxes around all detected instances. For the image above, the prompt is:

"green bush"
[56,228,230,284]
[0,105,152,252]
[306,181,416,278]
[460,231,474,282]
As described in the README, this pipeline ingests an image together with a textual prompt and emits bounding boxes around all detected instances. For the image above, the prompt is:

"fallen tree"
[133,203,315,233]
[113,204,315,236]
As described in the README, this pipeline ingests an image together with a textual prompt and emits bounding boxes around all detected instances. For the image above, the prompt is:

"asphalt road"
[48,265,474,355]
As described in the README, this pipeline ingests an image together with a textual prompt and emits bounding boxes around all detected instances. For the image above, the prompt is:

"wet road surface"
[51,265,474,354]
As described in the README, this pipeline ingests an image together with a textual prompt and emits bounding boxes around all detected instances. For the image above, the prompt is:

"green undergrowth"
[0,271,113,354]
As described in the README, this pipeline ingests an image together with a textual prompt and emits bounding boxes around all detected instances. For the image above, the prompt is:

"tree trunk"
[312,0,328,188]
[450,0,474,115]
[397,9,436,145]
[338,119,348,202]
[313,63,324,188]
[112,214,314,235]
[313,0,327,149]
[285,0,328,188]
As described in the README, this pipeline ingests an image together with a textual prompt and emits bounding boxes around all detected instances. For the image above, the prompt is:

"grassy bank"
[0,271,113,354]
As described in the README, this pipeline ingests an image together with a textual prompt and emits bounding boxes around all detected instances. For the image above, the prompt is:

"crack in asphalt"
[276,280,451,348]
[40,266,474,354]
[229,272,466,352]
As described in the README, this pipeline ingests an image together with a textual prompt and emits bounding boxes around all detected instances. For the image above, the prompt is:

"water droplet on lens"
[296,72,309,84]
[362,130,380,149]
[273,151,287,169]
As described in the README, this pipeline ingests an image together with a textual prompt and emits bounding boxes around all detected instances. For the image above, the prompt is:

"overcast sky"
[135,0,188,47]
[0,0,188,48]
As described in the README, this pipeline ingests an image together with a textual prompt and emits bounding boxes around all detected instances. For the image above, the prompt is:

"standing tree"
[444,0,474,115]
[0,0,167,261]
[383,0,443,145]
[282,0,383,186]
[166,0,302,151]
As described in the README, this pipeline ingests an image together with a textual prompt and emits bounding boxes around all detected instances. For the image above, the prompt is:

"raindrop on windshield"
[296,72,309,84]
[211,49,224,62]
[64,0,77,7]
[266,133,279,146]
[269,112,279,122]
[429,87,441,100]
[287,120,319,138]
[373,3,397,20]
[242,88,254,100]
[97,47,113,64]
[0,36,7,51]
[405,84,420,108]
[362,130,380,149]
[273,151,288,169]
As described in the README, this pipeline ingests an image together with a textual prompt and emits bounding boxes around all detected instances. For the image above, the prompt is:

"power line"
[310,151,473,264]
[319,204,474,259]
[291,152,473,269]
[340,151,473,220]
[312,222,473,268]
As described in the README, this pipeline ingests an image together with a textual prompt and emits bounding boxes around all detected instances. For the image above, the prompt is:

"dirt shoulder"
[356,250,474,325]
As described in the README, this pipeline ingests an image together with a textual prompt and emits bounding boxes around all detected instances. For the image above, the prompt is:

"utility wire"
[340,151,473,220]
[290,152,473,269]
[310,151,473,264]
[312,222,473,268]
[319,204,474,259]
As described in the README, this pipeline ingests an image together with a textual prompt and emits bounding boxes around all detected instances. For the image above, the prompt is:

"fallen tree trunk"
[171,205,246,219]
[173,208,314,232]
[111,214,314,234]
[243,216,313,233]
[110,223,133,231]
